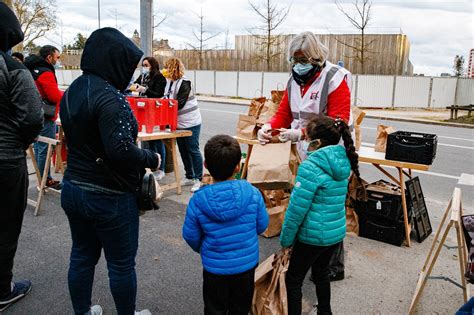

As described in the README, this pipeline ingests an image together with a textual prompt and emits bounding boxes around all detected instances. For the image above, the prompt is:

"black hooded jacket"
[60,28,158,192]
[0,3,44,160]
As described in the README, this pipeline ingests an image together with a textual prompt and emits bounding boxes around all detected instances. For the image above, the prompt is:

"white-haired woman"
[258,32,352,315]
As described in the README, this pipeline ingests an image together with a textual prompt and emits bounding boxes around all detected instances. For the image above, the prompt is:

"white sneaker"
[154,170,165,181]
[135,310,152,315]
[191,179,202,193]
[90,305,103,315]
[181,178,194,186]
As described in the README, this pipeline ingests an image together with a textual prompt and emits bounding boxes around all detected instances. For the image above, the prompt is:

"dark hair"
[306,116,360,179]
[204,135,242,181]
[39,45,59,59]
[142,56,161,78]
[11,52,24,62]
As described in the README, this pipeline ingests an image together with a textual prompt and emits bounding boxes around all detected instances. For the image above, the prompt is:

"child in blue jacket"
[280,116,361,315]
[182,135,269,315]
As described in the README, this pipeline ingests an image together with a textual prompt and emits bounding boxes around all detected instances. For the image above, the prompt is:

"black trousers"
[286,241,340,315]
[0,159,28,297]
[203,266,256,315]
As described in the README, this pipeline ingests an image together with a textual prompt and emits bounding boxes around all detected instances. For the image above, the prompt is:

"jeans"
[0,159,28,297]
[148,140,165,171]
[203,266,256,315]
[34,119,56,179]
[177,124,203,180]
[286,241,340,315]
[61,180,139,315]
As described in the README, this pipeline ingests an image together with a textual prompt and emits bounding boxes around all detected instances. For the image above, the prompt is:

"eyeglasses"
[289,56,320,65]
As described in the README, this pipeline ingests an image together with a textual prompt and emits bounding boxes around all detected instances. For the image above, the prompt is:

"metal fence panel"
[195,71,214,95]
[394,76,431,108]
[262,72,290,97]
[216,71,238,97]
[456,78,474,106]
[357,75,394,108]
[238,72,263,98]
[430,78,457,108]
[62,70,74,86]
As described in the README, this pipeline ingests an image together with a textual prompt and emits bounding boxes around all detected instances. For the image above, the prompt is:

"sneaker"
[89,305,103,315]
[191,179,202,193]
[46,178,62,190]
[135,310,152,315]
[154,170,165,181]
[181,178,195,186]
[0,280,32,312]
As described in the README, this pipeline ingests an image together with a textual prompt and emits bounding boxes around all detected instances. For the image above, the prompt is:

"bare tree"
[453,55,465,77]
[248,0,290,72]
[12,0,57,50]
[335,0,374,74]
[186,8,221,70]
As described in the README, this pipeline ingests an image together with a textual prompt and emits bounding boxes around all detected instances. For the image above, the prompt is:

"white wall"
[55,70,474,108]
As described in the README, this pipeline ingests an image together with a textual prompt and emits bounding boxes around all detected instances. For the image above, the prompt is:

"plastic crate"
[406,177,432,242]
[126,97,178,133]
[358,212,409,246]
[385,131,437,165]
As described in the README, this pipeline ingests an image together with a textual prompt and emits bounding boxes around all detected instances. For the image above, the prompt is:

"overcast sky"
[38,0,473,76]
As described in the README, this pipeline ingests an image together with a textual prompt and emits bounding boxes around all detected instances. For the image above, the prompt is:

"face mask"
[293,63,314,76]
[6,49,12,56]
[302,139,321,155]
[141,67,150,75]
[54,60,61,69]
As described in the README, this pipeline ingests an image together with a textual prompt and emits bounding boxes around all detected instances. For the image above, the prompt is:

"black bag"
[42,99,56,118]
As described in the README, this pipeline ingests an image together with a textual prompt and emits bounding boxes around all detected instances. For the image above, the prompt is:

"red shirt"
[35,71,64,121]
[268,72,351,130]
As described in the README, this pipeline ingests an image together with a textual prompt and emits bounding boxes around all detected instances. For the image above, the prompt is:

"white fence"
[56,70,474,108]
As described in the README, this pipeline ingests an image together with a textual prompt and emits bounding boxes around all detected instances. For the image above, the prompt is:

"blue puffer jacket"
[280,145,351,248]
[182,180,269,275]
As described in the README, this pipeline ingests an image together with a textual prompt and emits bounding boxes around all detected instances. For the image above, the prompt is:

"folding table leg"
[171,139,181,195]
[398,167,411,247]
[241,144,253,179]
[35,144,53,216]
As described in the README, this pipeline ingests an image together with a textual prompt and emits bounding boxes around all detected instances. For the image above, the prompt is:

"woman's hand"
[257,123,273,144]
[136,85,147,93]
[278,128,302,143]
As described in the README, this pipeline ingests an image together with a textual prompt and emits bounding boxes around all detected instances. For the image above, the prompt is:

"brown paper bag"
[248,97,267,118]
[351,106,366,151]
[252,249,290,315]
[247,142,296,190]
[374,124,395,153]
[257,100,281,125]
[236,115,257,140]
[262,197,290,238]
[346,175,368,236]
[271,90,284,105]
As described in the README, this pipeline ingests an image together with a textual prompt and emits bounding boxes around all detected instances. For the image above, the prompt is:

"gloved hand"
[136,85,147,93]
[257,123,272,144]
[278,128,302,143]
[155,153,161,170]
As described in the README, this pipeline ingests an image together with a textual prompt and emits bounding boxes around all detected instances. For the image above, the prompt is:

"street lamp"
[98,0,101,29]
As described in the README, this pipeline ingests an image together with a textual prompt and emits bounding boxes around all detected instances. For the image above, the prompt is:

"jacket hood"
[24,54,54,72]
[193,180,252,222]
[81,27,143,91]
[308,145,351,181]
[0,3,24,52]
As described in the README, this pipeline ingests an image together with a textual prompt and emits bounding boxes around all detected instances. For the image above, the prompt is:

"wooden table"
[137,130,192,195]
[358,146,430,247]
[27,136,61,216]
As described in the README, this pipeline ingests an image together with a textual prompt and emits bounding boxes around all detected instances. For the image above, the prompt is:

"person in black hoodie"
[0,3,44,312]
[60,28,159,315]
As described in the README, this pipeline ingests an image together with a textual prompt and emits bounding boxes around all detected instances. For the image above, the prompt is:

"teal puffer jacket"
[280,145,351,247]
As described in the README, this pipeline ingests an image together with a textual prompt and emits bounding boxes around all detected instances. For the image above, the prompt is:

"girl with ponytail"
[280,116,358,315]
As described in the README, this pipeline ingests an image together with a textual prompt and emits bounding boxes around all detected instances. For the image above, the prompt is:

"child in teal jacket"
[280,116,361,315]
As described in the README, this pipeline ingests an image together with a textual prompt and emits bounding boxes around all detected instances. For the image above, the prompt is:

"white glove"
[136,85,147,93]
[154,178,164,202]
[278,128,302,143]
[257,123,272,144]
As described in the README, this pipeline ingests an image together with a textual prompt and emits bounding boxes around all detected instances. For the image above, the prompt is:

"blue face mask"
[293,63,314,76]
[302,139,321,155]
[54,61,61,69]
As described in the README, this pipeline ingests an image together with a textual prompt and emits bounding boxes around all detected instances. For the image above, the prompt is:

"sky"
[37,0,474,76]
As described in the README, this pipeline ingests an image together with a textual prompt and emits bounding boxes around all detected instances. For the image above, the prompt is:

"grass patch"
[444,115,474,124]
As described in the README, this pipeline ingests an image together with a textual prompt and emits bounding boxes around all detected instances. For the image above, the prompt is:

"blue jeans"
[148,140,165,172]
[61,180,139,315]
[34,119,56,179]
[177,124,203,180]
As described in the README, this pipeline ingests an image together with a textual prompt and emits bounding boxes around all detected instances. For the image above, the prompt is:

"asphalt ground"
[4,101,474,314]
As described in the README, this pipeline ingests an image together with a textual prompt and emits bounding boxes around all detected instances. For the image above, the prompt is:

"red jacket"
[268,72,350,131]
[35,71,64,121]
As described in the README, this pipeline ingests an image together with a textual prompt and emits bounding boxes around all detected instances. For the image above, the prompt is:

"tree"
[248,0,290,72]
[453,55,465,77]
[186,8,221,70]
[12,0,57,50]
[70,33,87,50]
[335,0,374,74]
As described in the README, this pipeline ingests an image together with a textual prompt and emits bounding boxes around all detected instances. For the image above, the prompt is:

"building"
[468,48,474,78]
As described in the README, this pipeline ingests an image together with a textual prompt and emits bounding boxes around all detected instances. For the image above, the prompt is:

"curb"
[198,97,474,129]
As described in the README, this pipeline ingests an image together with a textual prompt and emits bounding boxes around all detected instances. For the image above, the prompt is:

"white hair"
[288,32,329,66]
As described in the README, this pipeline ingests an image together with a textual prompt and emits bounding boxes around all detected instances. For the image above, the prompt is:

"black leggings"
[286,241,340,315]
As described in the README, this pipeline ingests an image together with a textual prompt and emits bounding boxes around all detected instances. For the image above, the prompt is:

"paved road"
[199,101,474,209]
[5,101,473,315]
